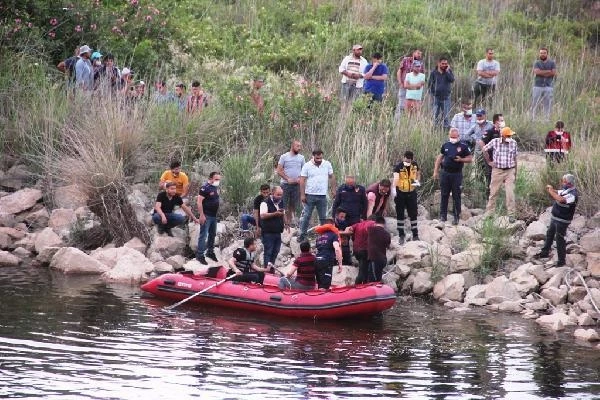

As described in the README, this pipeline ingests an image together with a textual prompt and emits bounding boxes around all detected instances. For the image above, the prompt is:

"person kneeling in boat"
[278,241,317,290]
[314,220,343,290]
[227,237,269,284]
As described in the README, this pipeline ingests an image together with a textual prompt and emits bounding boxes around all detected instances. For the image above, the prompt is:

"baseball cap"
[121,67,132,75]
[501,127,516,137]
[79,45,92,55]
[352,44,363,50]
[91,51,103,60]
[475,108,486,116]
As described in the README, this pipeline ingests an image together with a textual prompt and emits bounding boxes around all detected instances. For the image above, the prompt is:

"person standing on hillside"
[478,113,505,197]
[532,47,557,119]
[544,120,572,163]
[395,49,424,120]
[483,127,518,219]
[433,129,473,225]
[366,179,391,218]
[94,53,120,93]
[534,174,578,268]
[297,150,336,243]
[196,172,221,265]
[57,46,80,92]
[75,45,94,92]
[174,83,187,111]
[331,176,367,227]
[363,52,389,104]
[473,48,500,108]
[260,186,285,273]
[366,215,391,283]
[393,151,421,243]
[159,160,190,200]
[187,80,209,114]
[153,79,175,105]
[404,61,426,114]
[428,57,455,129]
[338,44,368,106]
[276,140,305,227]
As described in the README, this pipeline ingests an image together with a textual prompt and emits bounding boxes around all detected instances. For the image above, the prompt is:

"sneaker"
[206,252,218,262]
[398,236,405,245]
[165,228,174,237]
[196,255,207,265]
[156,225,166,234]
[267,262,275,274]
[533,251,550,259]
[555,260,566,268]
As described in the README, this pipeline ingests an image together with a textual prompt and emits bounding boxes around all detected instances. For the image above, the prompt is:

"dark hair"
[169,160,181,169]
[244,237,255,248]
[324,218,335,224]
[176,83,186,90]
[438,56,448,62]
[191,80,201,88]
[259,184,270,191]
[374,215,386,224]
[404,150,414,159]
[164,181,177,188]
[492,113,503,123]
[379,178,391,187]
[158,79,166,86]
[104,53,114,61]
[312,149,324,156]
[372,52,383,59]
[209,171,220,179]
[486,47,494,53]
[336,208,347,215]
[555,120,564,129]
[540,47,548,52]
[367,214,378,221]
[300,241,311,253]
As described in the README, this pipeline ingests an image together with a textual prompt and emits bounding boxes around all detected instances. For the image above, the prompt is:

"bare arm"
[546,185,566,203]
[276,163,288,181]
[329,174,337,198]
[534,68,556,77]
[333,241,343,271]
[433,154,443,179]
[57,61,66,73]
[228,257,242,275]
[286,264,298,278]
[181,204,198,223]
[299,176,307,203]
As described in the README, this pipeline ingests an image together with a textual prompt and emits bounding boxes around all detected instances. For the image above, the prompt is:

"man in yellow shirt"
[159,161,190,199]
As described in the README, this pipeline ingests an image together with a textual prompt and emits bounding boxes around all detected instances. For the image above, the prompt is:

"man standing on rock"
[479,113,505,197]
[433,128,473,225]
[297,149,336,243]
[276,140,305,227]
[347,216,377,284]
[367,216,391,283]
[196,172,221,265]
[314,220,343,289]
[331,175,367,227]
[260,186,285,273]
[366,179,391,218]
[338,44,368,106]
[483,127,518,219]
[393,151,421,243]
[153,182,199,236]
[534,174,578,268]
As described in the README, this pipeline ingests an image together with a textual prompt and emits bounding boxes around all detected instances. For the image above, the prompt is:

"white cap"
[79,45,92,55]
[121,67,131,75]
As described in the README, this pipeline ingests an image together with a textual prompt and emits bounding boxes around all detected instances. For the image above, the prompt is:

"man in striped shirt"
[279,241,317,290]
[483,126,518,218]
[186,80,208,114]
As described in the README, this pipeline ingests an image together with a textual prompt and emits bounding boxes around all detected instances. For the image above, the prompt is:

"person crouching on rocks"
[534,174,579,268]
[152,181,198,236]
[279,241,317,290]
[228,237,270,284]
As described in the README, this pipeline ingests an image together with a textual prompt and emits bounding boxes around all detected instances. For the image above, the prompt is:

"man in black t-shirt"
[478,113,504,197]
[240,184,271,235]
[196,172,221,264]
[152,182,198,236]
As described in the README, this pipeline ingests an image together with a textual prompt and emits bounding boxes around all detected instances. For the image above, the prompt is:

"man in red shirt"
[346,216,376,284]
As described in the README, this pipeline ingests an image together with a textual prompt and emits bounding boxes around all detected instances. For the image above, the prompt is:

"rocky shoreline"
[0,164,599,349]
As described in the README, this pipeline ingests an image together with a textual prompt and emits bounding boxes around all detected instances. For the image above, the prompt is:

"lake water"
[0,266,598,399]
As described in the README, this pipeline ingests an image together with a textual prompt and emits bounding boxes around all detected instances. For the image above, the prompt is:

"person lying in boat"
[278,241,317,290]
[227,237,270,284]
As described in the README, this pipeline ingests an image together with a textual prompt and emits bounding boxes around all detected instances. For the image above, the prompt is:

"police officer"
[433,128,473,225]
[392,151,420,244]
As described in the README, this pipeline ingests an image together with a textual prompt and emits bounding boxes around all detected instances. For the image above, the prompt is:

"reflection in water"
[0,266,599,399]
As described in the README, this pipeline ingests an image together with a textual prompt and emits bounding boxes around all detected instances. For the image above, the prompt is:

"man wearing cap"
[428,56,454,129]
[532,47,557,119]
[404,60,426,113]
[363,52,388,104]
[534,174,578,268]
[433,128,473,225]
[395,49,424,120]
[91,51,103,76]
[466,109,493,153]
[473,48,500,108]
[450,100,476,142]
[338,44,368,105]
[75,45,94,91]
[482,126,518,218]
[118,67,134,94]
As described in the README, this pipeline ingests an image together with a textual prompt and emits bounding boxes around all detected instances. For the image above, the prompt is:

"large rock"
[50,247,110,274]
[21,208,50,229]
[433,274,465,302]
[397,241,430,268]
[586,252,600,278]
[464,284,488,306]
[332,265,358,287]
[102,251,155,282]
[568,287,588,304]
[417,224,445,244]
[37,246,62,264]
[578,313,596,326]
[444,225,480,248]
[48,208,77,234]
[34,227,64,254]
[449,244,485,273]
[124,237,147,255]
[127,188,152,226]
[165,255,186,269]
[0,250,20,267]
[540,286,568,306]
[509,263,539,296]
[526,263,550,285]
[485,276,522,304]
[0,232,11,250]
[0,227,26,240]
[580,230,600,253]
[148,235,186,259]
[412,271,433,295]
[0,164,32,190]
[91,246,145,270]
[0,188,43,215]
[53,184,88,210]
[573,328,600,342]
[524,221,547,240]
[536,312,574,331]
[541,267,568,289]
[496,300,523,313]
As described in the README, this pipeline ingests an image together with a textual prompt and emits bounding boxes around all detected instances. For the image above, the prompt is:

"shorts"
[282,183,300,211]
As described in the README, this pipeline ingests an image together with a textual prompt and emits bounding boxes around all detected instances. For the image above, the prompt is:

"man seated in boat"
[227,237,270,284]
[278,241,317,290]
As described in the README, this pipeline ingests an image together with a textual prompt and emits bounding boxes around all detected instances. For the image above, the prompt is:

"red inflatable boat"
[141,269,396,319]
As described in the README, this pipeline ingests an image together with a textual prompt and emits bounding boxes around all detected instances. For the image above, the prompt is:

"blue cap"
[91,51,103,60]
[475,108,486,116]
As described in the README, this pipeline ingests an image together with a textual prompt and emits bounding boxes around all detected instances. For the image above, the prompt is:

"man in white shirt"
[338,44,368,105]
[297,149,336,242]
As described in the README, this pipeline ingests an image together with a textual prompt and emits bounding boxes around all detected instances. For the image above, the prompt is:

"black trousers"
[315,258,335,289]
[368,259,386,283]
[229,271,265,284]
[541,219,569,264]
[354,250,369,284]
[440,171,463,220]
[473,82,496,107]
[395,190,418,237]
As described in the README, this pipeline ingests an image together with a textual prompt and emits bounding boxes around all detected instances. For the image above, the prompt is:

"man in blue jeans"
[297,149,336,243]
[196,171,221,265]
[260,186,285,272]
[153,182,199,236]
[428,56,455,129]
